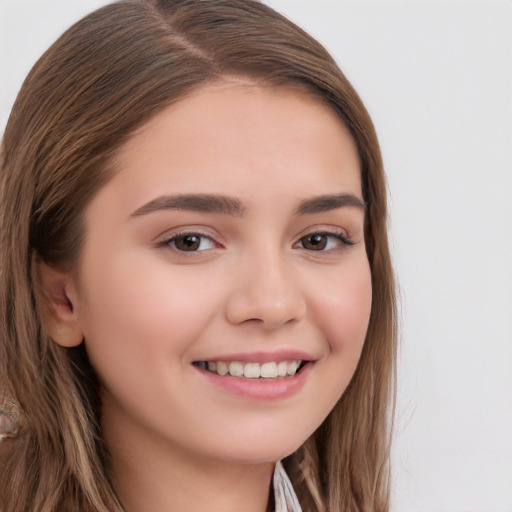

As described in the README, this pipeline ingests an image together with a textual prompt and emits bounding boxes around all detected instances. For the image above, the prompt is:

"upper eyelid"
[156,232,222,254]
[295,225,352,240]
[154,225,355,246]
[155,226,222,244]
[296,232,353,248]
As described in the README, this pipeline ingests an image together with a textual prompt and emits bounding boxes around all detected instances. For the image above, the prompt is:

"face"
[71,82,372,465]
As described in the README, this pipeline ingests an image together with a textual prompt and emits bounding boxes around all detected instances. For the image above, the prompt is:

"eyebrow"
[131,194,247,217]
[130,192,366,218]
[294,194,366,215]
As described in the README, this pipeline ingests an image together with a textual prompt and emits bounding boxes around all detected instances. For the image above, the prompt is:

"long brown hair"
[0,1,396,510]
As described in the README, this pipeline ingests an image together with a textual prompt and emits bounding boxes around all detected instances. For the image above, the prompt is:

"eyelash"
[156,231,220,252]
[294,231,354,252]
[157,229,354,254]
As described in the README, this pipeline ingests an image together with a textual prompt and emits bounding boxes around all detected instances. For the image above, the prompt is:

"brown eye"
[297,232,354,252]
[174,235,201,251]
[300,234,328,250]
[162,233,216,252]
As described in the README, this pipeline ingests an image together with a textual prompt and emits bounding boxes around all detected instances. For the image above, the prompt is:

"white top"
[273,460,302,512]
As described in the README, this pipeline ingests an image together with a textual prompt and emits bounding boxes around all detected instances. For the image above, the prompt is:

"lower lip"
[195,363,312,401]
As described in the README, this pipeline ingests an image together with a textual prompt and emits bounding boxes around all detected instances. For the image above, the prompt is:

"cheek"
[316,261,372,349]
[76,253,218,374]
[285,259,372,443]
[307,257,372,396]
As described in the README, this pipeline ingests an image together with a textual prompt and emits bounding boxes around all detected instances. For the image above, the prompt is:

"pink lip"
[194,349,315,364]
[194,361,313,401]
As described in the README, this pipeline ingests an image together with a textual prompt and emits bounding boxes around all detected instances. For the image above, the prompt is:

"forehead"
[94,81,362,220]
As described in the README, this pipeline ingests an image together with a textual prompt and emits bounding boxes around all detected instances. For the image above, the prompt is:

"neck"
[102,409,274,512]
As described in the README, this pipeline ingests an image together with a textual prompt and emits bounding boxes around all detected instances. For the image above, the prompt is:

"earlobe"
[47,321,84,348]
[32,256,84,348]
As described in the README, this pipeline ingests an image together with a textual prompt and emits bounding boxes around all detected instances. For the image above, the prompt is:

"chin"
[205,431,309,466]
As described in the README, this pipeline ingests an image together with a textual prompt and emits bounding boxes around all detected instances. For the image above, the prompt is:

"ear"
[32,256,84,348]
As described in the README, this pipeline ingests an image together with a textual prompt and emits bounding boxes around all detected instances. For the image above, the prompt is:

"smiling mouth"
[192,360,306,379]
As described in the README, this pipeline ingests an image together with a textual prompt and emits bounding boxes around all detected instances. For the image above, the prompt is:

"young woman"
[0,1,397,511]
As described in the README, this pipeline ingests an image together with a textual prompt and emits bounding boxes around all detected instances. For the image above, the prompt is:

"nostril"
[224,261,307,329]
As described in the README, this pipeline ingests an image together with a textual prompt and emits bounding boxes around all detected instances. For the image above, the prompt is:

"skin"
[45,82,372,512]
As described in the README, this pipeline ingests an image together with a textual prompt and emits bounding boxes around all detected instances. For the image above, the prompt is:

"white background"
[1,1,511,511]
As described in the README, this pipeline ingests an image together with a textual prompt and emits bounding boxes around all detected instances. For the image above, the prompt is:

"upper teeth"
[196,360,302,378]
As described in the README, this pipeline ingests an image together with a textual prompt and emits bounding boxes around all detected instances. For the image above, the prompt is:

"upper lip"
[192,349,316,364]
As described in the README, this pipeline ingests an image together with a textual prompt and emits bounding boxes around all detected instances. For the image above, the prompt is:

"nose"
[225,250,307,330]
